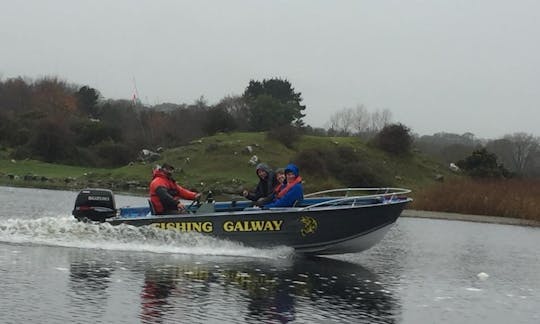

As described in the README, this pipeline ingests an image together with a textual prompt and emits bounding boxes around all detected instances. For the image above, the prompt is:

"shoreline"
[2,185,539,227]
[402,209,540,227]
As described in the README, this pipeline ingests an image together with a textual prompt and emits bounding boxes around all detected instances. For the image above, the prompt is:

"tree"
[76,86,101,118]
[0,77,32,113]
[328,108,354,136]
[26,118,76,162]
[92,140,134,167]
[327,105,392,138]
[243,78,306,129]
[73,120,122,147]
[439,144,477,164]
[248,95,294,131]
[486,138,515,171]
[415,132,482,163]
[372,123,413,155]
[193,95,208,109]
[31,77,78,118]
[202,106,237,135]
[486,133,540,176]
[214,95,250,131]
[351,105,371,134]
[503,132,539,174]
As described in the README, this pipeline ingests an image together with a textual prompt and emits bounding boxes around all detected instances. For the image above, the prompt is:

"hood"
[284,163,299,177]
[255,163,272,175]
[152,168,169,179]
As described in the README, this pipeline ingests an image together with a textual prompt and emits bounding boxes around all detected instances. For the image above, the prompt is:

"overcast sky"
[1,0,539,139]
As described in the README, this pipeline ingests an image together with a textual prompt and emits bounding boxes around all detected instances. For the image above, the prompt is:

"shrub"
[93,141,134,167]
[456,148,511,178]
[295,148,331,178]
[72,147,100,166]
[267,125,301,149]
[73,120,122,147]
[11,145,32,160]
[337,161,388,187]
[294,146,389,187]
[26,119,77,162]
[202,107,237,135]
[372,123,413,155]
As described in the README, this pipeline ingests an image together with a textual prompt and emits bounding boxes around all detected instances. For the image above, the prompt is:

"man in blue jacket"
[265,163,303,208]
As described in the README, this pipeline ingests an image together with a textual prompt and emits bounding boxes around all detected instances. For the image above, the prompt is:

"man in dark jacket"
[242,163,278,206]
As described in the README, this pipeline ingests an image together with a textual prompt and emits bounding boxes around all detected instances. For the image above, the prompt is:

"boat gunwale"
[114,196,412,221]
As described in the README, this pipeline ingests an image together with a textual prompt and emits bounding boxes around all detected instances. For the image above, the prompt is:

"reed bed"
[411,178,540,221]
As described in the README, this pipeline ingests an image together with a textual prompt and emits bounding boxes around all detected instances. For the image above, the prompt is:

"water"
[0,186,539,323]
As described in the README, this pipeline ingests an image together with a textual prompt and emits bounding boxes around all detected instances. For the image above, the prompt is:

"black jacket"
[246,163,278,204]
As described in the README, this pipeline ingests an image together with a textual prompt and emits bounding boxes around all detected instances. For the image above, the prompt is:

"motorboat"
[72,188,412,255]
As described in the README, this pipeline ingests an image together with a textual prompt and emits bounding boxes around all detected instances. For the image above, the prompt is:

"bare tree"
[327,112,340,133]
[351,104,370,134]
[503,132,539,174]
[328,108,354,135]
[368,108,392,133]
[328,106,393,137]
[486,138,514,171]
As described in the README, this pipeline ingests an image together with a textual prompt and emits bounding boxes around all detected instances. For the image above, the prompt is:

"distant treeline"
[415,132,540,177]
[0,77,314,167]
[1,76,538,177]
[325,105,540,177]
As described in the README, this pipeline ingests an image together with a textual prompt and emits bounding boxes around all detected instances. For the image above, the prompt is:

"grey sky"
[2,0,539,139]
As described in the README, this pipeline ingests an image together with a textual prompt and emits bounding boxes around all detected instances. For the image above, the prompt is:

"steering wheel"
[185,195,202,213]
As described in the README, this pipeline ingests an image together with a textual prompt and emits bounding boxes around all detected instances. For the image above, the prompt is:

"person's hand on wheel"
[177,201,186,212]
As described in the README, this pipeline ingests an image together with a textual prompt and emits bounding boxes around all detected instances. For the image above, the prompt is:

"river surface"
[0,186,539,323]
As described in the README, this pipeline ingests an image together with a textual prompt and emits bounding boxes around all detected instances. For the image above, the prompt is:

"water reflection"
[140,269,178,323]
[68,253,116,321]
[70,260,113,293]
[68,251,398,323]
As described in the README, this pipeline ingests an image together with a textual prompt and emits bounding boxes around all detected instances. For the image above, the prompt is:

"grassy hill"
[0,132,454,197]
[4,132,539,221]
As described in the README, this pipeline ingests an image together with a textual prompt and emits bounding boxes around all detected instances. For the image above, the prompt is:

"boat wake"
[0,216,293,259]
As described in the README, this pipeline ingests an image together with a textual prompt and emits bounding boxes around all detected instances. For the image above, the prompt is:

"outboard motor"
[72,188,117,222]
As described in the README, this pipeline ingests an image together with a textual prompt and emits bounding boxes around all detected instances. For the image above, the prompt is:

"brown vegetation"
[412,178,540,220]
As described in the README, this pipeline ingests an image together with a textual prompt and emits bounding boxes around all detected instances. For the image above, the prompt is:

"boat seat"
[148,199,157,215]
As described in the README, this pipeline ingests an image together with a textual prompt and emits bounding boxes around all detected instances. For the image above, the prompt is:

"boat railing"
[300,187,411,210]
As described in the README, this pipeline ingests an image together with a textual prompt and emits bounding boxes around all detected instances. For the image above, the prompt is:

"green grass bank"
[0,132,451,195]
[10,132,539,223]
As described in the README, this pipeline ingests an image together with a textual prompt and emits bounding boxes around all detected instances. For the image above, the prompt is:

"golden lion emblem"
[300,216,318,237]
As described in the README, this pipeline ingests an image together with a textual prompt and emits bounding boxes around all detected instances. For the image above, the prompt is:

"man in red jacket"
[149,163,201,214]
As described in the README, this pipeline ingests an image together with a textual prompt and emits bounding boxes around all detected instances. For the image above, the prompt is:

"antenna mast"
[132,77,141,105]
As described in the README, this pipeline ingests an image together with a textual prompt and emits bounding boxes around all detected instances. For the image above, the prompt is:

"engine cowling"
[72,188,117,222]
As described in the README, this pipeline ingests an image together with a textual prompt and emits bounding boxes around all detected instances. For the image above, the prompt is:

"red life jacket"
[276,176,303,199]
[149,169,197,214]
